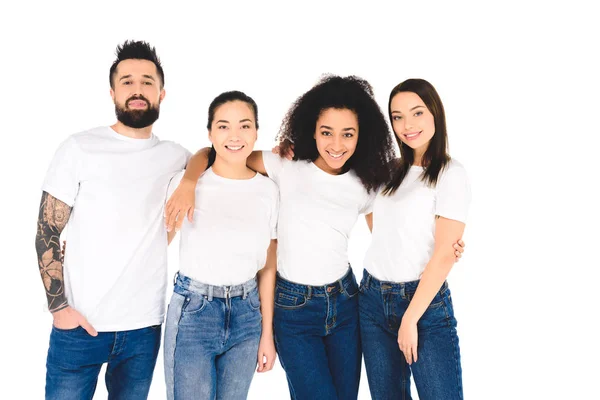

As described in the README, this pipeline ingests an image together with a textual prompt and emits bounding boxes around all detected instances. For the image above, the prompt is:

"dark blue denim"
[273,268,361,400]
[45,324,161,400]
[359,269,463,400]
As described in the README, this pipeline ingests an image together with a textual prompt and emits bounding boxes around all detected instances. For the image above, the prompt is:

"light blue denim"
[164,272,262,400]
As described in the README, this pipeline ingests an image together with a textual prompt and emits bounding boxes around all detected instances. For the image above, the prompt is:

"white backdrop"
[1,1,598,399]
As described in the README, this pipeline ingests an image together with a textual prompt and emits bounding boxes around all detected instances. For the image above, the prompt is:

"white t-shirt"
[262,151,374,286]
[42,126,190,332]
[364,160,471,282]
[168,168,279,286]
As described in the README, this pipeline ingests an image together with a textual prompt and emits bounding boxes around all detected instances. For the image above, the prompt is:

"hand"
[165,178,196,232]
[454,239,465,262]
[256,334,277,372]
[272,140,295,160]
[397,318,418,365]
[53,306,98,337]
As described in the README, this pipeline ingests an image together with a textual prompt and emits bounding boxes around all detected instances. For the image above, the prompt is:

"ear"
[207,129,213,144]
[159,88,166,103]
[110,88,115,103]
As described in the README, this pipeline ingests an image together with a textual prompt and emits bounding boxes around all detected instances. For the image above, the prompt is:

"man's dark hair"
[109,40,164,89]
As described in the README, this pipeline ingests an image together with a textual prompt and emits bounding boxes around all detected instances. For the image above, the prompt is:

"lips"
[403,131,422,140]
[128,100,148,108]
[225,145,245,152]
[326,150,346,160]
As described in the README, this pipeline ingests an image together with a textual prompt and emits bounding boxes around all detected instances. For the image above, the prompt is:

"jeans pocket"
[181,291,208,315]
[248,288,261,310]
[52,325,84,333]
[344,279,360,298]
[274,286,307,309]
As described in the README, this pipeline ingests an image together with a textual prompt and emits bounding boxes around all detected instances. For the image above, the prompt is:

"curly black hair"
[277,75,396,193]
[109,40,164,89]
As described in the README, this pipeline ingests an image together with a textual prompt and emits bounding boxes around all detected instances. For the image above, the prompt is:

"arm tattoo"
[35,192,72,313]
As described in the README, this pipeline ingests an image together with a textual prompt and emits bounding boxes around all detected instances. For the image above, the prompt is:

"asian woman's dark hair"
[206,91,259,169]
[383,79,450,195]
[277,75,395,193]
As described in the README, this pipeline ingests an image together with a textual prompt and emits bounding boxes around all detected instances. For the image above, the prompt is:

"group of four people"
[36,40,471,400]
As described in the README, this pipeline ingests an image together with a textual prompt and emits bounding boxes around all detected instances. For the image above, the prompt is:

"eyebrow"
[118,74,155,81]
[216,120,230,124]
[239,119,253,123]
[391,105,426,114]
[320,125,357,132]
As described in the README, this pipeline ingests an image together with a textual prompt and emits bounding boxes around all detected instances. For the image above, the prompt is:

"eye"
[242,124,251,129]
[392,115,402,121]
[123,81,132,85]
[343,133,354,138]
[414,111,423,117]
[143,81,153,86]
[321,131,332,136]
[217,125,228,130]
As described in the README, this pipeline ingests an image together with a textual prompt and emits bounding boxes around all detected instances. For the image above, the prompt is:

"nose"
[332,134,343,150]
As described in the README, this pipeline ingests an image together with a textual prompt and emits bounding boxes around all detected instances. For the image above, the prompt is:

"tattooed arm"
[35,191,97,335]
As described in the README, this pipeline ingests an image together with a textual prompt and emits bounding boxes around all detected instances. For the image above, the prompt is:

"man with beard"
[36,41,190,400]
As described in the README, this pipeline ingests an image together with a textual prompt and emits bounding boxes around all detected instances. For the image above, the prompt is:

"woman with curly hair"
[359,79,470,400]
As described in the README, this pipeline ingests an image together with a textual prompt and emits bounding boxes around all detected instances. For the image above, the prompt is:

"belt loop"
[208,286,214,301]
[243,284,248,299]
[338,278,345,294]
[400,283,405,298]
[307,285,312,299]
[173,271,179,286]
[365,273,371,290]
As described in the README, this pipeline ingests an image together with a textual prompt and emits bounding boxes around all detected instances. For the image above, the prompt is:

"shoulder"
[254,173,279,194]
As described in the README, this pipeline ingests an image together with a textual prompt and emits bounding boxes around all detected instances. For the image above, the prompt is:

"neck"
[413,146,426,166]
[211,156,255,179]
[314,156,343,175]
[111,121,153,139]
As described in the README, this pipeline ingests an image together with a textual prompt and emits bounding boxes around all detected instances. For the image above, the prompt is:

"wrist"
[402,311,419,325]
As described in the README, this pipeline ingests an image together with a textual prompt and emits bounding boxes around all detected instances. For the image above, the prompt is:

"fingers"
[175,209,187,232]
[256,351,276,372]
[187,207,194,222]
[80,318,98,337]
[166,209,179,232]
[399,343,418,365]
[257,352,265,372]
[271,145,281,155]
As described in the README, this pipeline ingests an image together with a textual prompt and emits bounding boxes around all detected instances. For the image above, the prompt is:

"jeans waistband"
[174,272,257,300]
[276,267,355,297]
[362,269,448,294]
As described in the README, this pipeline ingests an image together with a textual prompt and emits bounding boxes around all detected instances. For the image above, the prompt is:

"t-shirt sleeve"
[270,186,280,239]
[261,151,285,185]
[359,191,377,215]
[435,163,471,223]
[41,136,82,207]
[166,171,185,203]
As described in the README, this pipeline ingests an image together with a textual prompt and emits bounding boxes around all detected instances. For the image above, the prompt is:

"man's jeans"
[164,273,262,400]
[359,269,463,400]
[45,324,161,400]
[273,268,361,400]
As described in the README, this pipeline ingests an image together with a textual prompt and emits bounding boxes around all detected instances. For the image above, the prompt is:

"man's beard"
[115,95,160,129]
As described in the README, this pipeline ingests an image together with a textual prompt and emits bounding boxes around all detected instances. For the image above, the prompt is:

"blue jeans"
[45,324,161,400]
[164,273,262,400]
[273,268,361,400]
[359,269,463,400]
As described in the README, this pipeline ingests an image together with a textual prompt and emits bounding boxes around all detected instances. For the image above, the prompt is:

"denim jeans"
[359,269,463,400]
[273,268,361,400]
[45,324,161,400]
[164,272,262,400]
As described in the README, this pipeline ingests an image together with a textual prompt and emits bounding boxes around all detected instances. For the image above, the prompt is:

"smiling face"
[390,91,435,157]
[313,108,359,174]
[110,59,165,128]
[209,100,257,164]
